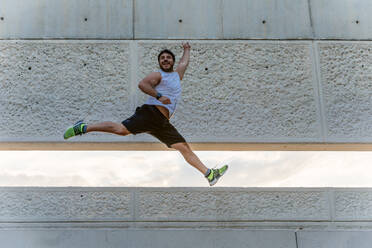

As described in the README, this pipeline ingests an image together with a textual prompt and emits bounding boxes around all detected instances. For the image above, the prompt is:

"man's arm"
[176,43,191,81]
[138,72,171,104]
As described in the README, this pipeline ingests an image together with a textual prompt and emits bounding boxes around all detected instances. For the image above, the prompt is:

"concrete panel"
[136,189,330,221]
[0,41,133,142]
[0,0,132,39]
[317,42,372,142]
[0,229,296,248]
[311,0,372,40]
[334,190,372,221]
[137,41,321,143]
[298,231,372,248]
[134,0,223,39]
[0,188,133,222]
[222,0,312,39]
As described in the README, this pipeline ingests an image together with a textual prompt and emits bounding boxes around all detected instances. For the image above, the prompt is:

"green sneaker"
[63,120,87,140]
[206,165,228,186]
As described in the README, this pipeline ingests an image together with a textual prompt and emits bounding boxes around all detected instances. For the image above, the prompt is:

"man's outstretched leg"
[86,121,130,135]
[64,120,130,139]
[171,142,228,186]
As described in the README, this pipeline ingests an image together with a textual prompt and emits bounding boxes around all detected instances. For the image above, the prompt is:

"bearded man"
[64,43,228,186]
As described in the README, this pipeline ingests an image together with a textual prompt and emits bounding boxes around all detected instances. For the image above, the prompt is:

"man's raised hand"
[182,42,191,50]
[176,43,191,80]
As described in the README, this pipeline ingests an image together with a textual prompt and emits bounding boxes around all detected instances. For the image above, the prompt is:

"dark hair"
[158,49,175,62]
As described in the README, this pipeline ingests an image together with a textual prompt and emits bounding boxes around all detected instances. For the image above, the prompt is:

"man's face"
[158,53,174,72]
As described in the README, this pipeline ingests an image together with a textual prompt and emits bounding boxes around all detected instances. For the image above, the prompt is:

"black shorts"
[122,104,186,148]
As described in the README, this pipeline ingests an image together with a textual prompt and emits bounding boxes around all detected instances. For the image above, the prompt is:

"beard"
[159,62,174,72]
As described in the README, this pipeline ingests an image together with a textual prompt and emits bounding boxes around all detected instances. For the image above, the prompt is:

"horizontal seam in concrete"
[2,187,372,191]
[2,222,372,225]
[3,38,372,41]
[2,142,372,151]
[2,221,372,226]
[2,220,372,224]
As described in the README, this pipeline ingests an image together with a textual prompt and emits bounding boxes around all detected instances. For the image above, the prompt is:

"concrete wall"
[2,0,372,40]
[1,187,372,247]
[1,40,372,144]
[2,1,372,247]
[0,0,133,39]
[1,0,372,146]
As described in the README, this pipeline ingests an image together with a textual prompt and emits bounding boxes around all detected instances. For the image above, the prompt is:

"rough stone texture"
[137,189,330,221]
[138,41,320,142]
[3,40,372,143]
[334,190,372,221]
[3,187,372,226]
[318,42,372,141]
[0,189,132,221]
[0,41,132,142]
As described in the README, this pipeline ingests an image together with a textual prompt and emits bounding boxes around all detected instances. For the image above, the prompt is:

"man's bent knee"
[118,124,131,136]
[171,142,190,152]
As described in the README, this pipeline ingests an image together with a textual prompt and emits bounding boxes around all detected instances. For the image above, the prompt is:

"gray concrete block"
[0,229,296,248]
[222,0,312,39]
[0,0,133,39]
[334,190,372,221]
[134,0,223,39]
[0,188,133,221]
[136,189,330,221]
[298,231,372,248]
[311,0,372,40]
[0,41,132,142]
[137,41,321,142]
[317,42,372,141]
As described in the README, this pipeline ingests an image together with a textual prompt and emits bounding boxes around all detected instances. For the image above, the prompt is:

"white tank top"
[144,70,182,118]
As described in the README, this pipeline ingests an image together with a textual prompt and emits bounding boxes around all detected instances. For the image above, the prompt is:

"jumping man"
[63,43,228,186]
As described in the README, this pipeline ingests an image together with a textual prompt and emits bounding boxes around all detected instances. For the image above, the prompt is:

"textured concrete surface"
[1,0,372,145]
[138,41,320,142]
[3,40,372,143]
[137,189,329,221]
[317,42,372,142]
[0,188,133,221]
[1,188,372,247]
[1,187,371,222]
[334,190,372,221]
[0,0,133,39]
[0,41,132,142]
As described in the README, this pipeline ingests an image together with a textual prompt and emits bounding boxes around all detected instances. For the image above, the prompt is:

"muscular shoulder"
[141,72,162,87]
[149,71,162,81]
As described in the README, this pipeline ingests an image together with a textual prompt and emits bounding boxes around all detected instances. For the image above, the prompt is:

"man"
[63,43,228,186]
